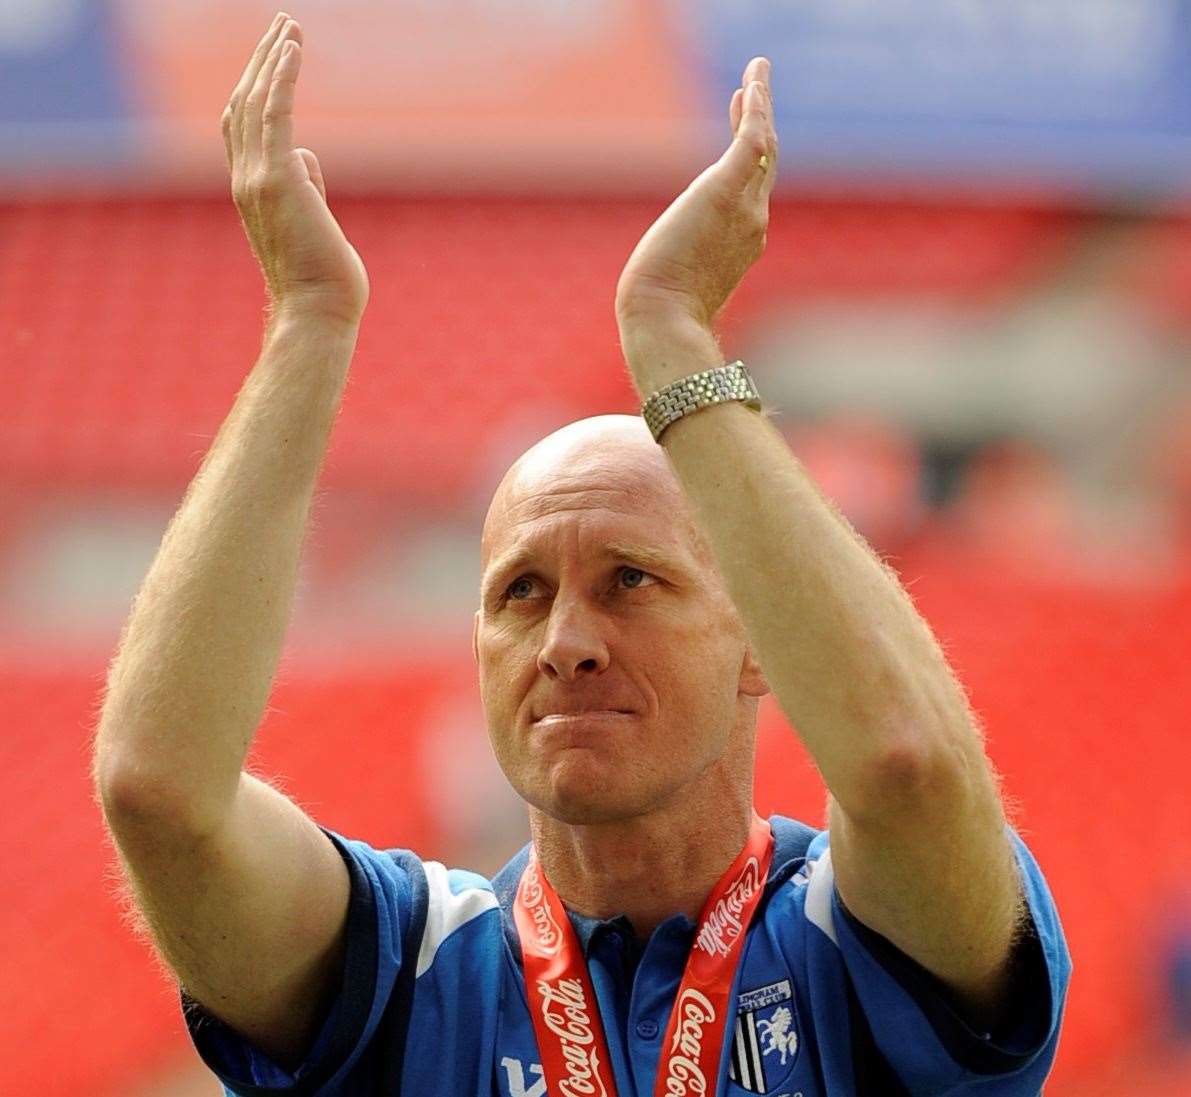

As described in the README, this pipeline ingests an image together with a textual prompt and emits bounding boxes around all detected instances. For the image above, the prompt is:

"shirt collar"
[489,814,819,963]
[567,906,697,957]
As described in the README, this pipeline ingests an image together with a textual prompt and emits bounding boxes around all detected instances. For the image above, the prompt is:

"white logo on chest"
[500,1057,546,1097]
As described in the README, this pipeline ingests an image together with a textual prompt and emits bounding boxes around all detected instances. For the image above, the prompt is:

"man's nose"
[536,600,609,682]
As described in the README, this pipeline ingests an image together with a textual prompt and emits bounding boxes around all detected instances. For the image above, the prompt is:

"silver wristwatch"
[640,361,763,442]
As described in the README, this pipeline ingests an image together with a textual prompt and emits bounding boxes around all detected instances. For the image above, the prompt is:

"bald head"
[481,415,706,571]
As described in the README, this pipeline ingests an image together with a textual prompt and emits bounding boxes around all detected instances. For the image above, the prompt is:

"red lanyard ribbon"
[514,814,775,1097]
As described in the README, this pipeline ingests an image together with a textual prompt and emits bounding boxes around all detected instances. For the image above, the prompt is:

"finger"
[715,78,777,206]
[744,76,773,149]
[231,12,288,105]
[261,37,303,169]
[758,71,779,201]
[729,87,744,135]
[731,56,770,148]
[742,79,778,199]
[222,107,234,173]
[225,13,289,165]
[297,148,326,202]
[244,19,302,168]
[742,55,767,88]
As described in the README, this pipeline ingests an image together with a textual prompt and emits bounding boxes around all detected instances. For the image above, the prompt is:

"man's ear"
[472,610,481,664]
[739,645,770,699]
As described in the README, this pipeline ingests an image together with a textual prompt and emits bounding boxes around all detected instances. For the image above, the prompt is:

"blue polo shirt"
[183,815,1071,1095]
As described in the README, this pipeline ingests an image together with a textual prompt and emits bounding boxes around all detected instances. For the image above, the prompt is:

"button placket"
[634,1017,659,1040]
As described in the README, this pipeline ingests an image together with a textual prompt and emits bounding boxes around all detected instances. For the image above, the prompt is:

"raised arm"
[614,58,1023,1033]
[92,14,369,1068]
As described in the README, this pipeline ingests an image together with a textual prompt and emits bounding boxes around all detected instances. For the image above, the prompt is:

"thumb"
[296,147,326,202]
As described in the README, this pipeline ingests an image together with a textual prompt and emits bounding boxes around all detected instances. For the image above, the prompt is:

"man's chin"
[538,792,635,826]
[531,757,654,825]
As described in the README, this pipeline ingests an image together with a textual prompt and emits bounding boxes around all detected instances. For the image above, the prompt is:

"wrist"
[265,307,362,346]
[618,320,722,397]
[267,295,364,335]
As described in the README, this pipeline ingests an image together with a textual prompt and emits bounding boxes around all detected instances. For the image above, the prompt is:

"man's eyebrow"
[481,547,535,599]
[480,541,689,599]
[601,541,688,573]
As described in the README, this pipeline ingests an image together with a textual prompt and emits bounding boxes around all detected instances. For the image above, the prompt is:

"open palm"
[223,15,370,326]
[615,57,779,334]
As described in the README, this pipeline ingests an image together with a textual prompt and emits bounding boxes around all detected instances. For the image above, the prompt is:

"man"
[93,12,1071,1096]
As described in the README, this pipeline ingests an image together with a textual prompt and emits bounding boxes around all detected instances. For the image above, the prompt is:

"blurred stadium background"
[2,1,1190,1093]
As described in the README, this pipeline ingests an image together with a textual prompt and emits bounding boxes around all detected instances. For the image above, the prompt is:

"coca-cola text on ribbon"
[537,977,610,1097]
[694,858,762,959]
[521,859,563,956]
[663,988,715,1096]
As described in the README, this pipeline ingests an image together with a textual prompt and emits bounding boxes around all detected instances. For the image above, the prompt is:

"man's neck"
[528,778,754,941]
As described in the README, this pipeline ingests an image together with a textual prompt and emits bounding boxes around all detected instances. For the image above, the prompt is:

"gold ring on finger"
[758,153,770,173]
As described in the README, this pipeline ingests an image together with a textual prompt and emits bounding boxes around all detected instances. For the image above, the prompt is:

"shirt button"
[635,1018,659,1039]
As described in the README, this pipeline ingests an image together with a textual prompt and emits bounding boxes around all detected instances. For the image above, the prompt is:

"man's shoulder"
[768,812,821,870]
[320,828,504,964]
[490,841,532,911]
[765,813,825,906]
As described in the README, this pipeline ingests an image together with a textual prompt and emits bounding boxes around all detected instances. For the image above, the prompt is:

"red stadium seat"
[0,197,1075,495]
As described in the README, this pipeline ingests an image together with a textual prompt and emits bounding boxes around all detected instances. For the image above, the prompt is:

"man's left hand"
[615,56,778,341]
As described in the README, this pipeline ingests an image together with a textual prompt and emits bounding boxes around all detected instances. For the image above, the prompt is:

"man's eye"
[619,567,656,589]
[507,576,537,600]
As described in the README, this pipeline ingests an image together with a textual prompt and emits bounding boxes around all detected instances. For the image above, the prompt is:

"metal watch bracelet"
[640,361,763,442]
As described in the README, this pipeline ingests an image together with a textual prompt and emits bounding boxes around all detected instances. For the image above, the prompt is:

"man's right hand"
[222,13,369,327]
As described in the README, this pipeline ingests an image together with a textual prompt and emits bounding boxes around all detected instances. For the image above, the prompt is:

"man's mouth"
[532,710,635,726]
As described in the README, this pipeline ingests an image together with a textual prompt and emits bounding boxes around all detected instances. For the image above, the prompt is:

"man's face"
[473,417,767,825]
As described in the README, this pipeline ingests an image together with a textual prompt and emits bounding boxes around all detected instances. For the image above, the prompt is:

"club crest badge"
[727,980,800,1093]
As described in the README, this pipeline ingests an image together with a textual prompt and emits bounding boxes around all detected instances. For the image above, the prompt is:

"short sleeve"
[181,828,426,1097]
[806,825,1072,1094]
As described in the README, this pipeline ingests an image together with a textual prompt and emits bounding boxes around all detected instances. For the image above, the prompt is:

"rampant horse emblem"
[757,1005,798,1065]
[728,980,801,1093]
